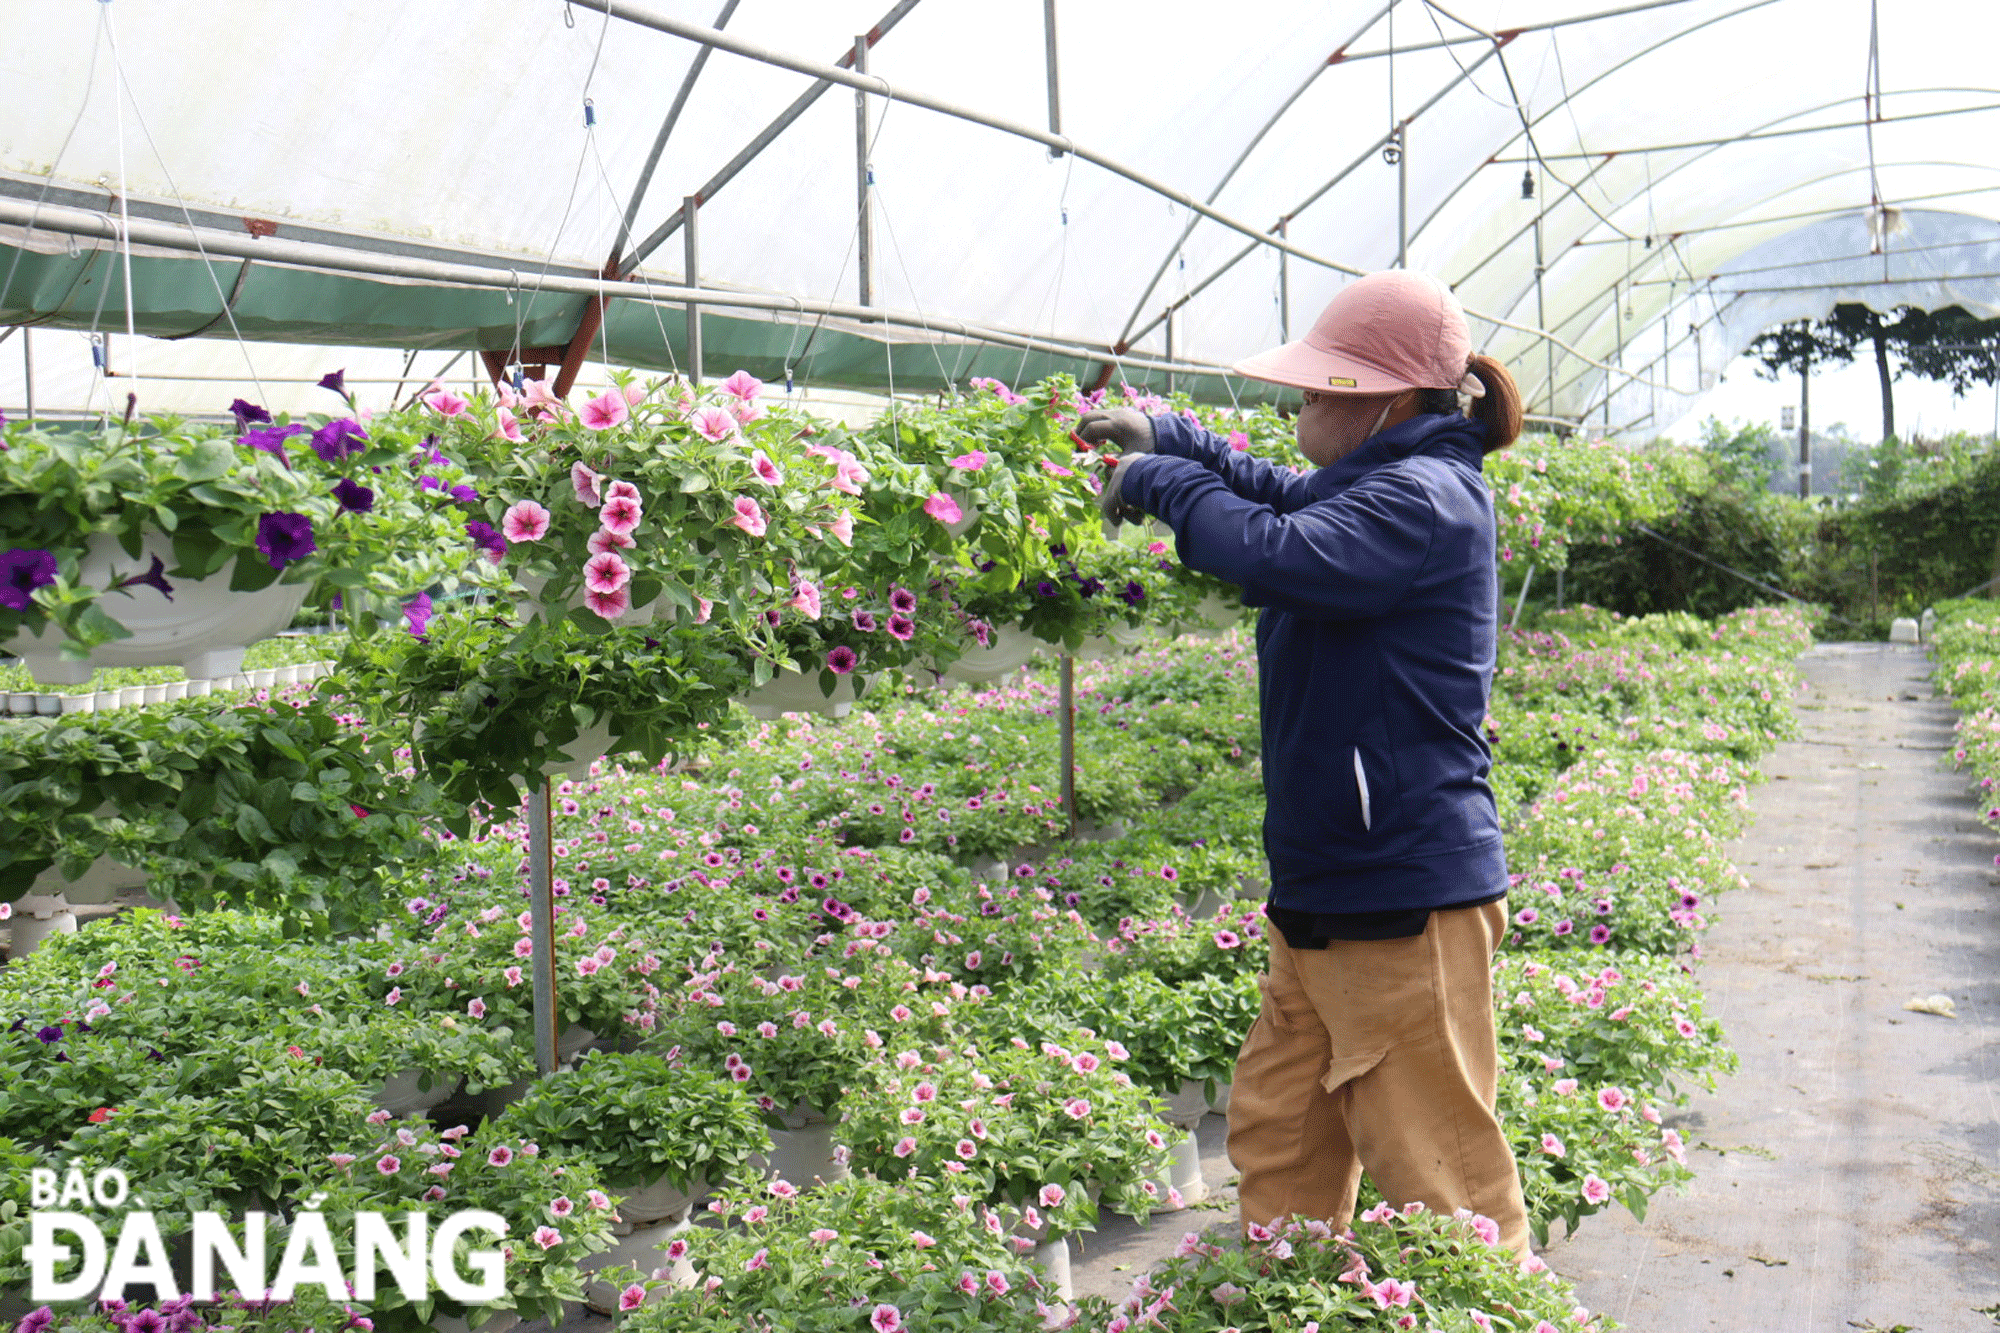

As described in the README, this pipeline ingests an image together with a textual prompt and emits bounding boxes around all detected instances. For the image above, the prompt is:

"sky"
[1668,352,2000,445]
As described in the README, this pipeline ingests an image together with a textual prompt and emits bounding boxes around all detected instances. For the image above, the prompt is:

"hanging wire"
[0,17,105,320]
[1007,147,1078,389]
[97,1,141,401]
[99,0,268,401]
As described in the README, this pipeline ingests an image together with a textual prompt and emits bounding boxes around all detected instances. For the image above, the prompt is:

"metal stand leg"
[527,782,560,1076]
[1059,654,1077,840]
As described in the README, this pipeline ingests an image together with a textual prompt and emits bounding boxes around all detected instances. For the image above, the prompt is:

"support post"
[1510,564,1536,630]
[1165,311,1176,397]
[1396,124,1408,270]
[1532,198,1551,417]
[1798,347,1811,499]
[20,327,31,422]
[684,194,704,386]
[854,36,876,308]
[1554,565,1565,611]
[527,783,560,1077]
[1059,654,1077,841]
[1042,0,1063,152]
[1278,218,1291,342]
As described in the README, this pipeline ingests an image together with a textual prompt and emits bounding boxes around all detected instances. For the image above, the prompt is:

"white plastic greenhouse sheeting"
[5,0,2000,433]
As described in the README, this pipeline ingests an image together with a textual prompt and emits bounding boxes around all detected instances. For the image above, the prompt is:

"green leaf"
[678,471,711,494]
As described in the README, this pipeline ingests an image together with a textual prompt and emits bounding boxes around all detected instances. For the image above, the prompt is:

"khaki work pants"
[1226,899,1532,1257]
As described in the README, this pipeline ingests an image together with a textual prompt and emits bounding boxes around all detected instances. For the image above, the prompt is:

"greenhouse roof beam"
[1112,0,1397,348]
[616,0,926,278]
[1565,180,2000,246]
[1486,99,2000,164]
[612,0,742,264]
[1118,22,1494,352]
[1331,0,1705,62]
[1130,0,1776,371]
[0,196,1237,380]
[575,0,1372,281]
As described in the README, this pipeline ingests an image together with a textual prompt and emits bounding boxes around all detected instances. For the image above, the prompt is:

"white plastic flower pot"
[1072,624,1147,661]
[759,1119,847,1188]
[1181,591,1246,639]
[3,692,36,714]
[1168,1133,1209,1205]
[1162,1081,1210,1128]
[56,692,95,714]
[558,1024,600,1063]
[942,626,1039,685]
[4,530,308,686]
[736,668,872,720]
[374,1068,461,1117]
[30,854,147,908]
[613,1174,705,1226]
[1033,1236,1074,1302]
[6,893,78,956]
[580,1215,695,1312]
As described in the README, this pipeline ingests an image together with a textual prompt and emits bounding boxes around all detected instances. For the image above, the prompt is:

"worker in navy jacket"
[1079,270,1534,1257]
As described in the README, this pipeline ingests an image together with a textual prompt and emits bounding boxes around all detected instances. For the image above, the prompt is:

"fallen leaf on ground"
[1903,993,1957,1018]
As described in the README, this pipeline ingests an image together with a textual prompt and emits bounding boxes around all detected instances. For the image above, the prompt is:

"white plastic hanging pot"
[28,853,148,908]
[736,668,873,719]
[942,625,1039,684]
[1181,591,1246,638]
[374,1068,461,1117]
[1073,624,1147,661]
[612,1173,706,1226]
[4,530,307,685]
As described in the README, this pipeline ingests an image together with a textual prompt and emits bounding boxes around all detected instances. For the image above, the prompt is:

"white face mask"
[1368,397,1399,439]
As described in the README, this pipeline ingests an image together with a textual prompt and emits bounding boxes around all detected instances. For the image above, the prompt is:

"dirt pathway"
[1546,643,2000,1331]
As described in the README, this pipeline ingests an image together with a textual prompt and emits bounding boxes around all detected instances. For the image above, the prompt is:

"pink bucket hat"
[1234,269,1484,397]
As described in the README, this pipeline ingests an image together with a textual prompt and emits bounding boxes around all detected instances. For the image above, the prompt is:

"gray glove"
[1075,408,1155,457]
[1098,453,1145,527]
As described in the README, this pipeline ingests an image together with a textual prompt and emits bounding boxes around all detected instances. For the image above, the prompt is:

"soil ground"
[1544,643,2000,1331]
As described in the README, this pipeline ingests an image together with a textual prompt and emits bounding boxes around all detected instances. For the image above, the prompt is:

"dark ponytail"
[1466,354,1523,453]
[1414,355,1524,453]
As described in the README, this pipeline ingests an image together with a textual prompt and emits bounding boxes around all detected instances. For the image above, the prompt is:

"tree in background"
[1747,304,2000,447]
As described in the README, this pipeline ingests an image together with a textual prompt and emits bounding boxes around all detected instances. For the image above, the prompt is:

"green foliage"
[0,694,449,930]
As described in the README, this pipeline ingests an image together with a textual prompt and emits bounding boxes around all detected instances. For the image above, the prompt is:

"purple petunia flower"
[1076,577,1104,598]
[17,1309,54,1333]
[1035,581,1058,598]
[124,1309,168,1333]
[827,645,859,675]
[852,609,878,633]
[255,512,317,569]
[404,592,434,639]
[0,548,59,611]
[1117,581,1146,607]
[229,398,272,429]
[886,613,914,642]
[239,423,308,467]
[317,369,348,397]
[448,482,479,504]
[333,478,375,515]
[888,586,918,614]
[111,554,175,602]
[465,520,507,561]
[36,1025,62,1044]
[310,417,369,462]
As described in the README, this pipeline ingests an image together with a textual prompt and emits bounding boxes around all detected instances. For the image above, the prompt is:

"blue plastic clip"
[583,98,596,128]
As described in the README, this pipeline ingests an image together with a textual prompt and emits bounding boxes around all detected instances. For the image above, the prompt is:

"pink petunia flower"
[749,450,784,486]
[587,528,634,556]
[893,1136,918,1158]
[727,496,768,537]
[467,998,487,1019]
[585,585,631,619]
[376,1154,401,1175]
[584,551,632,595]
[693,596,713,624]
[689,405,738,441]
[503,965,523,987]
[1540,1133,1565,1156]
[947,451,987,471]
[922,492,963,524]
[1039,459,1073,477]
[870,1305,902,1333]
[422,387,470,417]
[488,1146,515,1167]
[788,579,822,620]
[533,1225,562,1250]
[1597,1086,1629,1113]
[494,407,525,443]
[618,1285,646,1312]
[502,500,550,543]
[599,493,643,536]
[580,391,629,431]
[572,462,604,508]
[721,369,764,401]
[1580,1174,1612,1205]
[825,511,855,546]
[1039,1183,1066,1209]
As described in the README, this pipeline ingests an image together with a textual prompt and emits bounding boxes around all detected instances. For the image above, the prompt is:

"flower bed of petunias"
[1927,599,2000,844]
[0,594,1810,1331]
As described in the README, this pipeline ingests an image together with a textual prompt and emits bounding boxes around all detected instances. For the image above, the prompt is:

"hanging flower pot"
[374,1068,462,1117]
[736,668,874,719]
[4,530,306,685]
[1179,590,1247,639]
[942,625,1040,685]
[580,1215,696,1312]
[1073,623,1147,661]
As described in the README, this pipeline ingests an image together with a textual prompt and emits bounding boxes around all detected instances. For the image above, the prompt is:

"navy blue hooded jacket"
[1116,410,1505,916]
